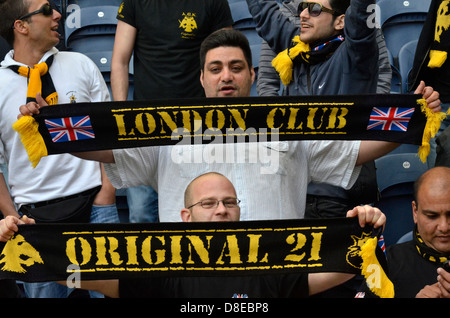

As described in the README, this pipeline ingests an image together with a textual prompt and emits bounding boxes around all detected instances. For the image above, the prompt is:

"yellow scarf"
[9,55,58,105]
[271,36,310,85]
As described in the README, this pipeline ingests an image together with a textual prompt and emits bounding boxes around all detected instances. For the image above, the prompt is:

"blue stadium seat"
[389,143,420,154]
[398,40,418,93]
[374,153,428,246]
[85,50,134,100]
[65,5,118,49]
[396,231,413,243]
[229,1,256,30]
[66,0,123,8]
[377,0,430,66]
[239,28,262,96]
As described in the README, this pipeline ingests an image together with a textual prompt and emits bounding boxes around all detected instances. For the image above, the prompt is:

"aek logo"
[435,0,450,43]
[0,235,43,273]
[179,12,198,33]
[346,232,371,269]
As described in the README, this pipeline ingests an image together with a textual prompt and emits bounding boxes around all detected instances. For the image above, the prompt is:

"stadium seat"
[239,28,263,96]
[377,0,430,67]
[396,230,413,243]
[65,5,118,49]
[66,0,123,8]
[398,40,418,93]
[229,0,256,30]
[374,153,428,246]
[87,50,134,100]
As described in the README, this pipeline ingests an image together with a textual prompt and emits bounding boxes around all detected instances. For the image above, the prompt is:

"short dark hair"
[199,29,253,71]
[0,0,29,46]
[329,0,350,16]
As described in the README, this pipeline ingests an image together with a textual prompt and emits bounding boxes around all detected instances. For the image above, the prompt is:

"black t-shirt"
[360,240,440,298]
[119,273,309,298]
[386,241,440,298]
[117,0,233,100]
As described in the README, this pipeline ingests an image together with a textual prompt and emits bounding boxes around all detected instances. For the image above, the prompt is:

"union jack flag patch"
[45,116,95,142]
[367,107,415,132]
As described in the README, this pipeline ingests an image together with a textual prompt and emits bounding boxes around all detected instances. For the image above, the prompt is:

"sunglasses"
[17,3,54,21]
[298,2,339,17]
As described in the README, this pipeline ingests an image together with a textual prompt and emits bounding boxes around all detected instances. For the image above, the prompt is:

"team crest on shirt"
[66,91,78,103]
[179,12,198,39]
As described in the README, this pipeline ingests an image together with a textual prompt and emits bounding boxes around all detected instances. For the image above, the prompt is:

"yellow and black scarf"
[428,0,450,68]
[272,33,345,85]
[414,225,450,264]
[8,55,58,105]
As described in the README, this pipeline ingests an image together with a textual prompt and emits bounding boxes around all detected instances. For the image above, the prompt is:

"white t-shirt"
[104,140,361,222]
[0,48,110,206]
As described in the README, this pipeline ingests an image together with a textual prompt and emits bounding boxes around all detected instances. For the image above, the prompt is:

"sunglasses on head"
[17,3,54,21]
[298,2,339,17]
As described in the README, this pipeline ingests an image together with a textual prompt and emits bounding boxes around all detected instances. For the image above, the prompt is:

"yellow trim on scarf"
[11,61,58,167]
[272,36,310,85]
[417,99,448,163]
[360,237,395,298]
[17,62,58,105]
[12,116,48,168]
[428,50,448,68]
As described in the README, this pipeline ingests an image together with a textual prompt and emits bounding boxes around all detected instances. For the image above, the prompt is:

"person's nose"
[299,7,309,19]
[214,200,229,215]
[220,67,233,82]
[53,9,62,22]
[437,215,450,234]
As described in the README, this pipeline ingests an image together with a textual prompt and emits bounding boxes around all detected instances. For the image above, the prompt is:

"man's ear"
[180,208,192,222]
[412,201,418,224]
[13,20,29,35]
[250,67,256,85]
[334,14,345,31]
[200,70,205,88]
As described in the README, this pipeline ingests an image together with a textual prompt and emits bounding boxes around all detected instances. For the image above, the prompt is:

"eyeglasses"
[17,3,53,21]
[188,198,241,209]
[298,2,339,17]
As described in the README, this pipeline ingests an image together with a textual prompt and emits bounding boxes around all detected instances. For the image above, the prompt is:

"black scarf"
[300,32,345,65]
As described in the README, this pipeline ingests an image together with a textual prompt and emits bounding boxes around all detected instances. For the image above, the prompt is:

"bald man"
[0,171,386,298]
[360,166,450,298]
[180,172,241,223]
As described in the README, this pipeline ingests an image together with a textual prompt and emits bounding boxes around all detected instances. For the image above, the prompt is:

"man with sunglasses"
[0,0,120,298]
[244,3,436,198]
[245,0,440,296]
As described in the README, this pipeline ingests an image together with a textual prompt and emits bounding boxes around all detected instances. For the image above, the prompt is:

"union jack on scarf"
[367,107,415,132]
[45,116,95,143]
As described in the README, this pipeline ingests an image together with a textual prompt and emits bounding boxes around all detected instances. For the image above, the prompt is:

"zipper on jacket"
[410,47,431,92]
[306,64,311,92]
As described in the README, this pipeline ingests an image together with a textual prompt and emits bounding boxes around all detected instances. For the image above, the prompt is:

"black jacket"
[408,0,450,101]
